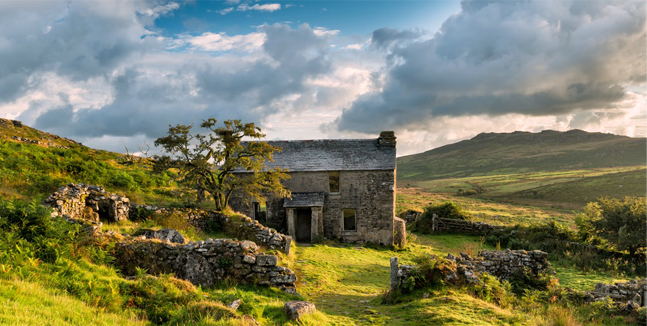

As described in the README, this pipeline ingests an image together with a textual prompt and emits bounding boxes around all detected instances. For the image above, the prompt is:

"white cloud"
[237,3,281,12]
[217,7,234,15]
[177,31,267,52]
[139,2,179,18]
[313,27,340,37]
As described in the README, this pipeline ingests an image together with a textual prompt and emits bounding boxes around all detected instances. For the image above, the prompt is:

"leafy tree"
[576,196,646,256]
[154,119,289,211]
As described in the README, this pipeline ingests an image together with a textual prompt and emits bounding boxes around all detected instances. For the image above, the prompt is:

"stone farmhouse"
[230,131,397,245]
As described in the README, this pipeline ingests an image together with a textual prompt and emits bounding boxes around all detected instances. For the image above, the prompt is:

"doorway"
[295,208,312,242]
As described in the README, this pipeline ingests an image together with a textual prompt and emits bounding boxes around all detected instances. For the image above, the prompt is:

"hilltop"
[398,129,646,181]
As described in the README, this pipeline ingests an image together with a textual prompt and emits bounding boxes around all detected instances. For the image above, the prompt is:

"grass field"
[397,187,577,226]
[401,166,646,211]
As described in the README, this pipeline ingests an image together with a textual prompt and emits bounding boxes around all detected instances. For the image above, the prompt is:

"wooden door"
[296,208,312,242]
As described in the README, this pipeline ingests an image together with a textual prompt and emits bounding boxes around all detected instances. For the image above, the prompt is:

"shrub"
[576,196,646,256]
[469,273,513,308]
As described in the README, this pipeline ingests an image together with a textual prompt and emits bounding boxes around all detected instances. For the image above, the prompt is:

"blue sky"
[155,1,459,36]
[0,0,644,156]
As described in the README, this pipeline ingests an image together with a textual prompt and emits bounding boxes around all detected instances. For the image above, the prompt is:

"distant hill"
[397,129,646,181]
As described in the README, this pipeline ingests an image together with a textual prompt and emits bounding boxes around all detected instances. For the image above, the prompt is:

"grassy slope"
[0,278,146,326]
[397,130,646,209]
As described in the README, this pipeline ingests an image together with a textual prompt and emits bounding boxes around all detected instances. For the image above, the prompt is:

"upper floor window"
[329,171,340,193]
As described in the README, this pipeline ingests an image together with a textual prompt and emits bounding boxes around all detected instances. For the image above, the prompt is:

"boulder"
[284,301,316,320]
[136,228,186,244]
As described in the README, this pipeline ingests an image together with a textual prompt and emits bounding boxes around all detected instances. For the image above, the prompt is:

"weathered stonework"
[113,237,297,293]
[393,249,555,289]
[45,183,130,223]
[582,279,647,308]
[129,204,292,253]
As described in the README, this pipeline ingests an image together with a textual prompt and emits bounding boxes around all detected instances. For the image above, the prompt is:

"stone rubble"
[45,183,130,223]
[582,279,646,309]
[135,228,186,244]
[394,249,555,289]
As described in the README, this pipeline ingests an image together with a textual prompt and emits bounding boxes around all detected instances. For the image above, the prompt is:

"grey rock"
[284,301,316,320]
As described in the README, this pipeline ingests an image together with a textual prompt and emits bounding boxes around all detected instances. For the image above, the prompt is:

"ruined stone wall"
[583,279,647,307]
[44,183,130,223]
[393,249,554,289]
[130,204,292,253]
[113,237,297,293]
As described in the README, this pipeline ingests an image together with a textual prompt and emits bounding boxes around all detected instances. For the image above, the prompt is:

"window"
[343,208,356,231]
[329,171,340,193]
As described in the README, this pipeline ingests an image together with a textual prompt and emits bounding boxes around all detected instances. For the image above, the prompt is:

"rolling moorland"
[397,130,646,210]
[0,119,645,325]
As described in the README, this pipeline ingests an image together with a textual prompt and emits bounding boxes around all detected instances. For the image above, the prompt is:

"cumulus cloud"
[237,3,281,12]
[23,23,339,143]
[331,0,646,135]
[0,1,160,103]
[174,31,266,52]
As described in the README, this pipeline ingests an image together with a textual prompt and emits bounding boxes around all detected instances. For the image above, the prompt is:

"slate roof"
[237,138,396,172]
[283,192,325,208]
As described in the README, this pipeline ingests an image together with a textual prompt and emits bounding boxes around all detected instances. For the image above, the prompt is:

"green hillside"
[398,129,646,181]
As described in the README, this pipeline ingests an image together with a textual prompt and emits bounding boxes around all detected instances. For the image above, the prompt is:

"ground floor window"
[343,208,356,231]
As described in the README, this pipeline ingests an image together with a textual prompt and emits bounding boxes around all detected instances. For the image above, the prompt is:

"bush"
[469,272,513,308]
[576,196,646,256]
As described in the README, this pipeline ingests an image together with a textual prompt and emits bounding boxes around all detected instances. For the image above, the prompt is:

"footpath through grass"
[291,232,627,326]
[293,235,514,325]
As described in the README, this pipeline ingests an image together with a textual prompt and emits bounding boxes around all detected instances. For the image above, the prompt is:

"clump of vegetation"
[576,196,646,257]
[485,219,646,277]
[411,201,472,233]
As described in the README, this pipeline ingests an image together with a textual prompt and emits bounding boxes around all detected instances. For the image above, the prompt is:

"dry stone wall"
[129,204,292,253]
[113,237,297,294]
[45,183,130,222]
[583,279,647,308]
[392,249,554,289]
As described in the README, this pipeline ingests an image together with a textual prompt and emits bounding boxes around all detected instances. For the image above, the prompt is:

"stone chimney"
[377,131,396,148]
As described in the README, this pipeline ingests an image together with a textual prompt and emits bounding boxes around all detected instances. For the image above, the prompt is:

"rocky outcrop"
[284,301,316,320]
[113,236,297,294]
[45,183,129,223]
